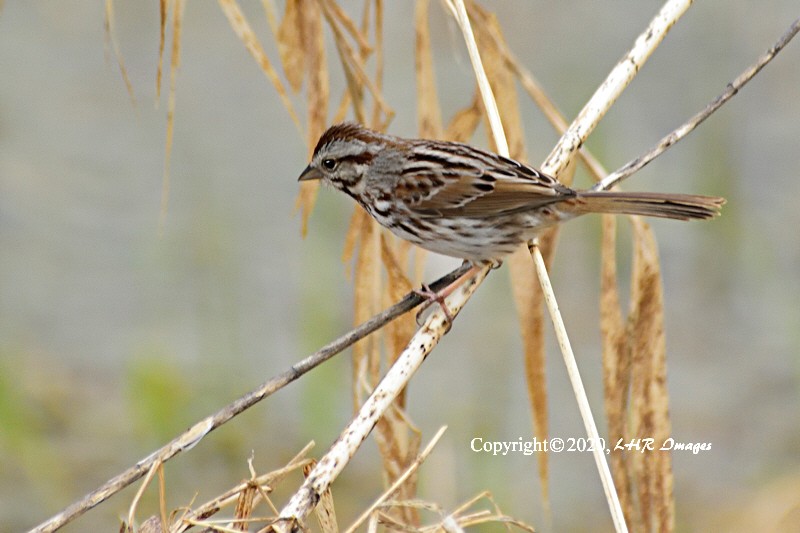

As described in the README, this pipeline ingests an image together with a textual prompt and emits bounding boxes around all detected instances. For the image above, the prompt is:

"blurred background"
[1,1,799,531]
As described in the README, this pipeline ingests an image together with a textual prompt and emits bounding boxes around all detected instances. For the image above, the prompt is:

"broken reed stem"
[594,15,800,192]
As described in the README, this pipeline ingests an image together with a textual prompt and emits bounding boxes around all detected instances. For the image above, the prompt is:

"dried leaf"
[305,1,329,140]
[261,0,279,35]
[380,235,415,404]
[325,13,366,122]
[370,0,384,127]
[320,0,393,125]
[507,245,549,496]
[414,0,443,138]
[629,218,674,532]
[342,208,365,270]
[597,215,676,531]
[277,0,305,92]
[352,212,382,404]
[325,0,372,53]
[600,213,634,525]
[295,182,319,238]
[469,5,524,157]
[232,482,256,531]
[380,234,414,362]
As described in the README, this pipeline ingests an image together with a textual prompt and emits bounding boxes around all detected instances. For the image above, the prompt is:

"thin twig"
[594,16,800,192]
[344,426,448,533]
[126,458,161,529]
[27,265,470,533]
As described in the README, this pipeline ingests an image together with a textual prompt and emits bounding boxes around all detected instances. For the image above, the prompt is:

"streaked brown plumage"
[299,123,725,266]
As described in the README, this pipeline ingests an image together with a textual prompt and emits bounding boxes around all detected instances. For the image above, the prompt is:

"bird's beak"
[298,164,322,182]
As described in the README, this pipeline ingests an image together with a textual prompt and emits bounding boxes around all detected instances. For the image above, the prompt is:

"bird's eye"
[322,158,337,170]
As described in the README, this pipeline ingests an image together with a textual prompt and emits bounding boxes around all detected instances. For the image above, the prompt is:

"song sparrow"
[299,123,724,314]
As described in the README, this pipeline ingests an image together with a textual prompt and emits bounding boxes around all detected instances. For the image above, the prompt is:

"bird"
[299,122,724,319]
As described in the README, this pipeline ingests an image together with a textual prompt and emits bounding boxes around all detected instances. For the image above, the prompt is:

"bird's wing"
[397,142,574,218]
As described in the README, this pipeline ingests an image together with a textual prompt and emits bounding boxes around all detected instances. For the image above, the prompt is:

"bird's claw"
[414,283,454,331]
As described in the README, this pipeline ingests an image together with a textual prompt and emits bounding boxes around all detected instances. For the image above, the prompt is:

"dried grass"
[118,429,533,533]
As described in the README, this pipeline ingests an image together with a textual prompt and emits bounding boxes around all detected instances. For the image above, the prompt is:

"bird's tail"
[566,191,725,221]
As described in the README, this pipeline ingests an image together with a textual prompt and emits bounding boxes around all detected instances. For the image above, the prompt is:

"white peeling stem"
[541,0,693,178]
[273,268,489,531]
